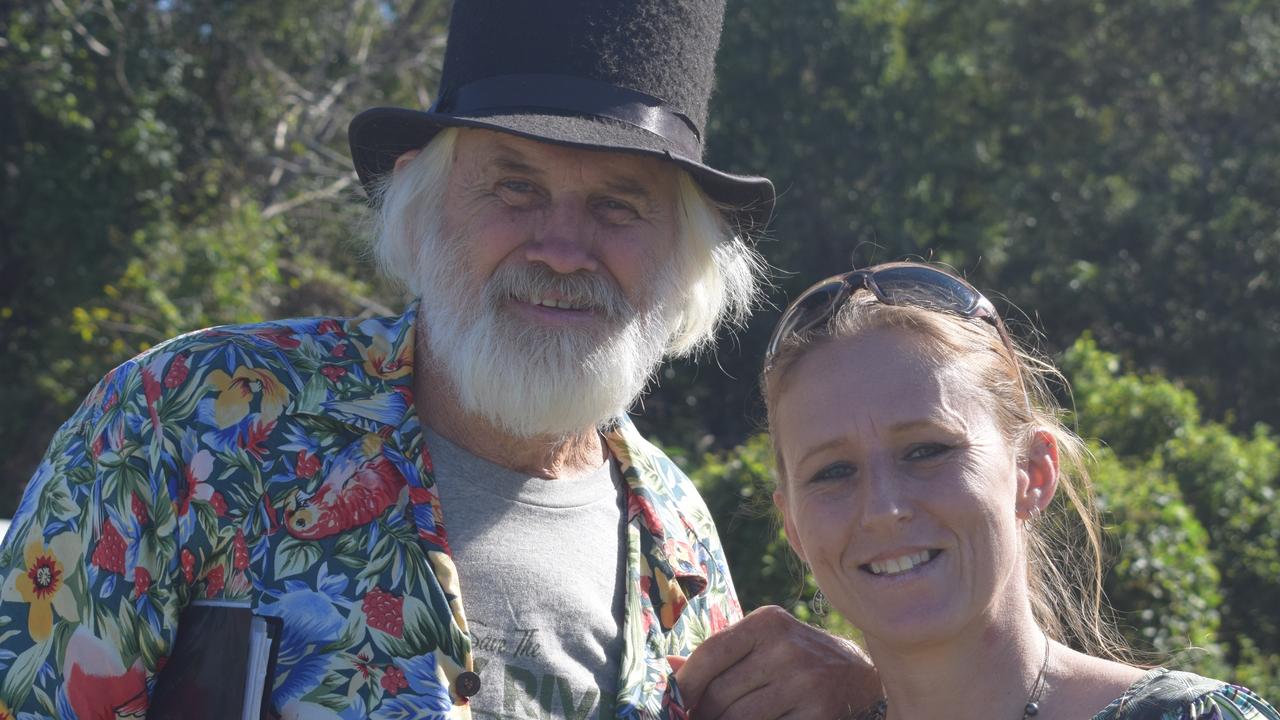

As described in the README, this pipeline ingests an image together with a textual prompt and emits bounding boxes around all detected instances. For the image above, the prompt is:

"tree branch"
[262,176,355,219]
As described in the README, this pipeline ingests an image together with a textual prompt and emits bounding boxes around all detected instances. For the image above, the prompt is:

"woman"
[762,262,1278,720]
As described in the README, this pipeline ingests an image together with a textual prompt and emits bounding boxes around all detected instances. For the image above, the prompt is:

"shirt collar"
[605,419,711,603]
[286,301,712,604]
[284,301,421,445]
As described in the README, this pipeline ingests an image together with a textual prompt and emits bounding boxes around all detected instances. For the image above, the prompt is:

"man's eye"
[498,179,536,194]
[905,444,950,461]
[496,179,543,205]
[809,462,856,483]
[593,197,639,222]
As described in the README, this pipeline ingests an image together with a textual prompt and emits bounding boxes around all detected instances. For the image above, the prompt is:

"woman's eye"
[809,462,856,483]
[905,443,950,461]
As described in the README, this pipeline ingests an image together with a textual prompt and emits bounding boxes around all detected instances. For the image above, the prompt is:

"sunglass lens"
[871,266,980,315]
[768,279,848,357]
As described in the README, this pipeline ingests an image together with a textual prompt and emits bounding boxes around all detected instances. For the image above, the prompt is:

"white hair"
[368,128,768,356]
[365,128,768,436]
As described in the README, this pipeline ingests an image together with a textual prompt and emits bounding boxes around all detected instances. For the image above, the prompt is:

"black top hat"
[348,0,775,228]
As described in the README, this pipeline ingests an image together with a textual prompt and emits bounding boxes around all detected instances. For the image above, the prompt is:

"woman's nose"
[859,463,913,526]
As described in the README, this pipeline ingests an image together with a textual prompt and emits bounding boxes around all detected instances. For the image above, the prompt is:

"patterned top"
[0,303,742,719]
[1093,669,1279,720]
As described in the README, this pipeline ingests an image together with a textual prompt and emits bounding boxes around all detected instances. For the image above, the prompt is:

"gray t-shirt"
[425,428,627,720]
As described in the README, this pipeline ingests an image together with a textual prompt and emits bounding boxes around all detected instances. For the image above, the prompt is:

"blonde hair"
[762,287,1134,662]
[366,128,767,358]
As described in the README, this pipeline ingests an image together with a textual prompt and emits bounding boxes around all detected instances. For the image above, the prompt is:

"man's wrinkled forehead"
[456,129,677,207]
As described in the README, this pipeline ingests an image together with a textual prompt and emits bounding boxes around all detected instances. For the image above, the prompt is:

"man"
[0,0,878,717]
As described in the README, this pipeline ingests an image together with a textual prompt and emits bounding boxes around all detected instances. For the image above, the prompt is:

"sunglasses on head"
[764,264,1010,368]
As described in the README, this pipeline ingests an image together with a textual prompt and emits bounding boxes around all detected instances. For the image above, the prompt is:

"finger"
[674,609,776,708]
[688,655,774,720]
[676,606,796,710]
[667,654,687,673]
[709,679,807,720]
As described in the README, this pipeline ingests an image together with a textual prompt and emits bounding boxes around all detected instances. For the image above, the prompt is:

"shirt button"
[455,671,482,698]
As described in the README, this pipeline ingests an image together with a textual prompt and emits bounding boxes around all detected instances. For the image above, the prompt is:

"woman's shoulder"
[1092,668,1280,720]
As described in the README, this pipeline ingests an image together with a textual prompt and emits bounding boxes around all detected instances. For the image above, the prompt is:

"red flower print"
[628,494,665,536]
[164,354,189,388]
[141,364,163,431]
[26,554,61,602]
[320,365,347,382]
[181,549,196,584]
[133,567,151,597]
[90,520,126,575]
[250,327,301,349]
[132,492,149,526]
[233,530,249,571]
[381,665,409,694]
[91,434,105,459]
[63,628,147,720]
[240,418,276,461]
[205,565,225,598]
[178,449,213,517]
[362,587,405,638]
[708,603,730,633]
[393,384,414,406]
[330,342,348,358]
[210,491,228,517]
[296,450,320,479]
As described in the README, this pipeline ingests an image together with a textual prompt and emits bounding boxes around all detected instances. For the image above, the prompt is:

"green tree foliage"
[1063,336,1280,689]
[1,0,449,511]
[640,0,1280,453]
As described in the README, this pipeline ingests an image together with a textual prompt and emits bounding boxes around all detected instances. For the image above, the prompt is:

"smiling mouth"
[862,549,942,577]
[524,294,591,311]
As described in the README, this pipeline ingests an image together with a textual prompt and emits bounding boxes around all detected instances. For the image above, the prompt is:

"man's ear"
[393,149,421,173]
[773,488,807,563]
[1016,429,1060,519]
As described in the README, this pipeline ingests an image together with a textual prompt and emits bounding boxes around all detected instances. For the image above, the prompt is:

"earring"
[809,589,829,617]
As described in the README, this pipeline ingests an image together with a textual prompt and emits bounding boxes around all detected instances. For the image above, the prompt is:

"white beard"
[414,230,679,440]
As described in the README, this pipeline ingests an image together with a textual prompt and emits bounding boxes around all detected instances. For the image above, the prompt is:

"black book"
[148,600,283,720]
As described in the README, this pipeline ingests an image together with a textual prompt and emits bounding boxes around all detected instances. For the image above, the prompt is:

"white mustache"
[485,263,634,320]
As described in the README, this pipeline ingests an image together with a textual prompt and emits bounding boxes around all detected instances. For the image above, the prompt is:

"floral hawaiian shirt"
[0,303,742,719]
[1092,669,1279,720]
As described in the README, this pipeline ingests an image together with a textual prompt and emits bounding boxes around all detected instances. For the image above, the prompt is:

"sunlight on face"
[415,129,685,438]
[771,327,1030,651]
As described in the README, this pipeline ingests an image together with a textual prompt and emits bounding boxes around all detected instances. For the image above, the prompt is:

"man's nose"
[525,199,600,274]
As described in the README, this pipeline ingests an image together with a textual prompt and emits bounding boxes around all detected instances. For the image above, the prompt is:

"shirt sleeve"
[1186,684,1280,720]
[0,359,182,717]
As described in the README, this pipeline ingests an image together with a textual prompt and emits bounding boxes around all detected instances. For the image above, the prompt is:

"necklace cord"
[859,630,1052,720]
[1022,630,1052,718]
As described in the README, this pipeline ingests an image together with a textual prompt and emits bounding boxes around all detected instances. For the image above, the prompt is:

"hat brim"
[349,107,775,230]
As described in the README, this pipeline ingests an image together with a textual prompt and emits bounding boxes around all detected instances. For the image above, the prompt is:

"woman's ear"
[1016,429,1060,519]
[773,488,808,563]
